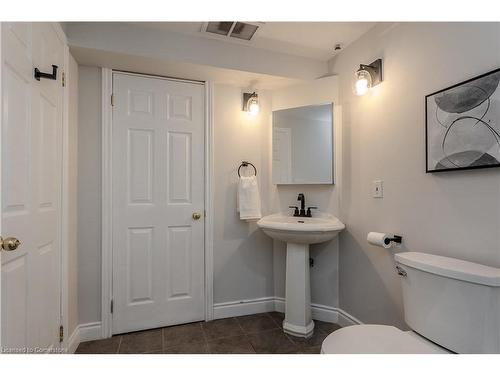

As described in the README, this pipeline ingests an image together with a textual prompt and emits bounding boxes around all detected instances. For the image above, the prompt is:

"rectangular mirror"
[272,103,334,184]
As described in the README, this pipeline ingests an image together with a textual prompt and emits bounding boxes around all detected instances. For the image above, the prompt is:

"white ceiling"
[132,22,375,61]
[70,46,303,90]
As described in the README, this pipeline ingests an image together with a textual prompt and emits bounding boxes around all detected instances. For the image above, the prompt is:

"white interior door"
[1,22,64,352]
[112,73,205,334]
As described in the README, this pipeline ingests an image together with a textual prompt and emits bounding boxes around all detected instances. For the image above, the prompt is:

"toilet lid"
[321,325,448,354]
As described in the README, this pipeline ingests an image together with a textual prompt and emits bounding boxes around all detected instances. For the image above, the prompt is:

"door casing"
[100,69,214,338]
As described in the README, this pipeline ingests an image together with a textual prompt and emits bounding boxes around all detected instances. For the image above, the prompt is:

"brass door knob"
[192,212,202,220]
[0,236,21,251]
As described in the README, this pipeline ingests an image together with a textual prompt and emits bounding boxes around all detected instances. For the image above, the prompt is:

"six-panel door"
[1,22,64,351]
[112,73,205,334]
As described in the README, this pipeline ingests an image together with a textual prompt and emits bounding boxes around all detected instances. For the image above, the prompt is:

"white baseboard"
[213,297,276,319]
[74,299,361,347]
[65,327,80,354]
[78,321,103,343]
[214,296,362,327]
[275,297,360,325]
[336,307,363,326]
[60,321,102,353]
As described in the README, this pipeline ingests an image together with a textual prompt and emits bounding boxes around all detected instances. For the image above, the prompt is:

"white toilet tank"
[395,252,500,353]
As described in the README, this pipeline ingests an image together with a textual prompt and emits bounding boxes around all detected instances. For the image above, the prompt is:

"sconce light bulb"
[354,68,372,96]
[249,99,259,115]
[355,77,369,96]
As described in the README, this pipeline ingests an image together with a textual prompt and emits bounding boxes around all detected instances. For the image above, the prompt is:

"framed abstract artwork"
[425,68,500,173]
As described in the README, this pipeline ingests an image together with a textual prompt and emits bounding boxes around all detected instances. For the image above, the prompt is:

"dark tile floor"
[75,312,341,354]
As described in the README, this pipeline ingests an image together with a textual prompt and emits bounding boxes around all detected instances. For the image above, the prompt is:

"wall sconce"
[242,92,259,115]
[354,58,383,96]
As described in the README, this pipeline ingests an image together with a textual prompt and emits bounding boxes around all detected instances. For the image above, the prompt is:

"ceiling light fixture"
[354,59,383,96]
[243,92,259,115]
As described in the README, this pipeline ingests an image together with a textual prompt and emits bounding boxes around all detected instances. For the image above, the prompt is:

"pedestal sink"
[257,213,345,338]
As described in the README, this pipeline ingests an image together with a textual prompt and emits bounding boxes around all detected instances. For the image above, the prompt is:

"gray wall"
[213,85,274,303]
[329,22,500,328]
[77,66,102,324]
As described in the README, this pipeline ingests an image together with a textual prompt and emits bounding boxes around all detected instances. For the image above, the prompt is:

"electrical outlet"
[372,180,383,198]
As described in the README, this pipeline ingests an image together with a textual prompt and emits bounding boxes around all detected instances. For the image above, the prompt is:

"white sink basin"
[257,212,345,338]
[257,213,345,244]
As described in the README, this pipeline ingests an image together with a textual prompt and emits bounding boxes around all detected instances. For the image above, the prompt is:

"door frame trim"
[204,81,214,321]
[58,22,72,350]
[101,68,113,338]
[100,68,214,338]
[0,22,3,349]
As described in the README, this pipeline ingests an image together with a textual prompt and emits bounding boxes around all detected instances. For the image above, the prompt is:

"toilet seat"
[321,325,449,354]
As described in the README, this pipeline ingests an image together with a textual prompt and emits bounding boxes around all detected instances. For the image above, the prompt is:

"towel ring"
[238,161,257,177]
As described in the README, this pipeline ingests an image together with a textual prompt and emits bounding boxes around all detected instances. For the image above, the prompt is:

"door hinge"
[62,72,65,87]
[111,94,115,106]
[110,299,114,314]
[59,325,64,343]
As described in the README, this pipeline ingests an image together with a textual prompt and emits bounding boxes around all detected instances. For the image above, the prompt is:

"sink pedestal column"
[283,242,314,338]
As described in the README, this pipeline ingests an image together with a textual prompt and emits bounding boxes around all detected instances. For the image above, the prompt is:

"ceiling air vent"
[203,22,260,41]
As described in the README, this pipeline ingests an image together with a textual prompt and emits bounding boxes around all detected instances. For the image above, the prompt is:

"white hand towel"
[237,175,262,221]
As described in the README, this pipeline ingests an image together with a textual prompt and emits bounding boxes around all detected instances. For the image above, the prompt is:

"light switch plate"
[372,180,383,198]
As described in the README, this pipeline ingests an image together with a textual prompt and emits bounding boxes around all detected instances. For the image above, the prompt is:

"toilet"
[321,252,500,354]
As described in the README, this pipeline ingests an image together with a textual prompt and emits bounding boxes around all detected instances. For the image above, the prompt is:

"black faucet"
[289,194,318,217]
[297,193,306,217]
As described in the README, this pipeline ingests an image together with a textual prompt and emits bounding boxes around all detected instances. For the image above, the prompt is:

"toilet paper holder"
[384,235,402,246]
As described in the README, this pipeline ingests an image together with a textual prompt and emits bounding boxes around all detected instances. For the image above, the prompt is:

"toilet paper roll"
[367,232,392,249]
